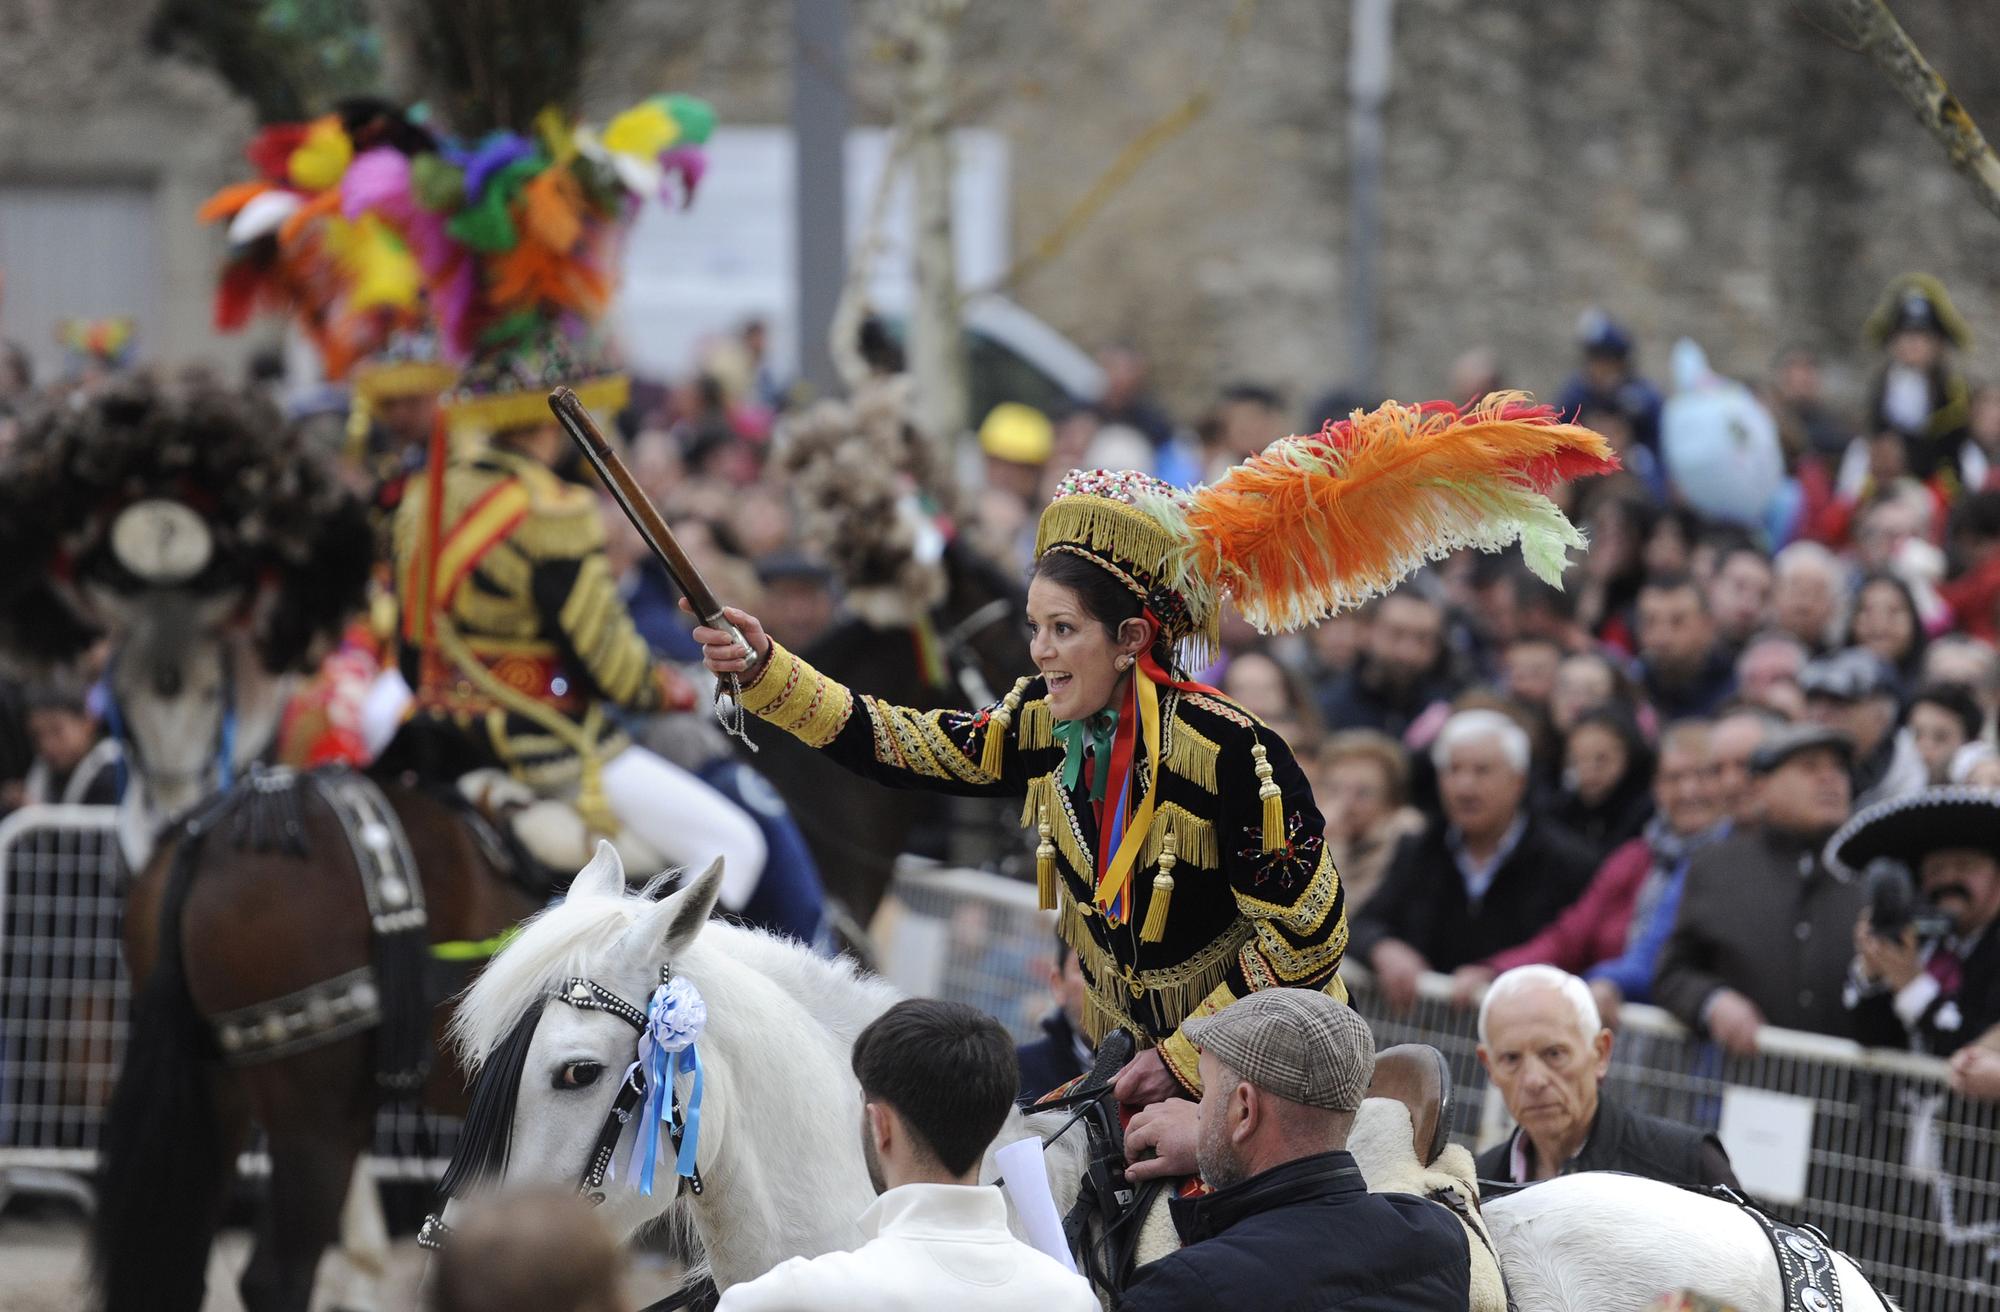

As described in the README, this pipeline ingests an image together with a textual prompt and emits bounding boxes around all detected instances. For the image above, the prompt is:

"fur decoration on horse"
[0,379,372,672]
[777,375,951,626]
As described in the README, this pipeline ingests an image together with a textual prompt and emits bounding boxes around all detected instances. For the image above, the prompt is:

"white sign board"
[616,126,1010,383]
[1718,1085,1815,1205]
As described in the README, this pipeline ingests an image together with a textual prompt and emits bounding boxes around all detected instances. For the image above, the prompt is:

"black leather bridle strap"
[556,972,705,1201]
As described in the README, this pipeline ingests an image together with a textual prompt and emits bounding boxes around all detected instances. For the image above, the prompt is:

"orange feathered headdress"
[1035,392,1620,661]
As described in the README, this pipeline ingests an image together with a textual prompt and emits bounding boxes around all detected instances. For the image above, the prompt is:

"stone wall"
[7,0,2000,421]
[0,0,255,378]
[600,0,2000,420]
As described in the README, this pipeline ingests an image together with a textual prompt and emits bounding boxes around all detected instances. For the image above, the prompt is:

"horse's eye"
[555,1061,604,1090]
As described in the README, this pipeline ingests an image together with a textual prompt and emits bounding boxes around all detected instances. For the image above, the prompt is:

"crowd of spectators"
[9,283,2000,1104]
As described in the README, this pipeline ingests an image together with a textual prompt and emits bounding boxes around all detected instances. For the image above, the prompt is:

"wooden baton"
[548,387,761,673]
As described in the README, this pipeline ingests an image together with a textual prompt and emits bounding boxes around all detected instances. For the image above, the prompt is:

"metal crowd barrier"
[0,804,458,1213]
[885,862,2000,1312]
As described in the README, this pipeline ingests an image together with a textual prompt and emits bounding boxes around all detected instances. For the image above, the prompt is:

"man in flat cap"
[1119,990,1470,1311]
[1800,648,1926,808]
[1836,787,2000,1057]
[1654,724,1869,1052]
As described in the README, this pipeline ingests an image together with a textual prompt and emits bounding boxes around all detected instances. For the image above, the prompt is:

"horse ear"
[631,857,726,966]
[569,839,627,902]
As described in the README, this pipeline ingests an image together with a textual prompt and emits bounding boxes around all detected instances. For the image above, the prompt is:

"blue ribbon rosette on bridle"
[624,974,706,1196]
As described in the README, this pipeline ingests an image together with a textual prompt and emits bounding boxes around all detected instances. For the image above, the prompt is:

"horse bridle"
[103,638,240,802]
[417,966,704,1253]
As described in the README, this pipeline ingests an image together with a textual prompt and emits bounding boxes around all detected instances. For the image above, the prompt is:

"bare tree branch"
[829,125,910,392]
[966,0,1260,302]
[1805,0,2000,223]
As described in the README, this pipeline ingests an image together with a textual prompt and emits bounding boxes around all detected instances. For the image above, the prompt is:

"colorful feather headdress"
[200,94,716,431]
[1024,393,1618,931]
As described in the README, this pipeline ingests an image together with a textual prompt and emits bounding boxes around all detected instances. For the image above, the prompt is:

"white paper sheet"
[1718,1085,1815,1205]
[996,1136,1079,1274]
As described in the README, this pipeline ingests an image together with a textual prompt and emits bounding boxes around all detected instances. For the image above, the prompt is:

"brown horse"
[89,772,539,1312]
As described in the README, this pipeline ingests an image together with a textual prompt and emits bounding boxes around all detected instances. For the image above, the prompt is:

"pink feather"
[341,148,413,221]
[658,146,707,209]
[434,257,480,360]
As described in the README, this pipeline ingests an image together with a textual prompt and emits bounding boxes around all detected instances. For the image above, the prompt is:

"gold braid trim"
[1058,894,1253,1045]
[1023,772,1093,875]
[1250,908,1351,984]
[861,697,995,784]
[1234,847,1345,938]
[1163,718,1219,793]
[1017,697,1053,750]
[434,618,615,832]
[1139,803,1217,870]
[739,642,854,748]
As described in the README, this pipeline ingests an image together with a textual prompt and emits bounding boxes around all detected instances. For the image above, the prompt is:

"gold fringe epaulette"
[1139,803,1217,870]
[1163,719,1219,792]
[1017,696,1053,750]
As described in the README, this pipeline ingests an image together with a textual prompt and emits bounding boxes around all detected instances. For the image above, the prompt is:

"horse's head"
[94,588,241,820]
[447,843,727,1244]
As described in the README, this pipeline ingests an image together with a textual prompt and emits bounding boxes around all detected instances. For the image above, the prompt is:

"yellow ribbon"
[1093,672,1163,922]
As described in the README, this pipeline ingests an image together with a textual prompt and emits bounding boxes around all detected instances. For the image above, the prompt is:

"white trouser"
[600,743,766,911]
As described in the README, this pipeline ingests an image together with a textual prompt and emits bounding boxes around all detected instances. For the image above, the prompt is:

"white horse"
[87,588,289,870]
[448,846,1896,1310]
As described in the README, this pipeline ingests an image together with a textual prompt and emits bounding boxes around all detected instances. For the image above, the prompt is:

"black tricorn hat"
[1826,785,2000,877]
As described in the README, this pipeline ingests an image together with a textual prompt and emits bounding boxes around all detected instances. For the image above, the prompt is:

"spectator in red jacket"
[1450,719,1727,1018]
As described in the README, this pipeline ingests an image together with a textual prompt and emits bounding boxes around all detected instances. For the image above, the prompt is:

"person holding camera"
[1833,787,2000,1057]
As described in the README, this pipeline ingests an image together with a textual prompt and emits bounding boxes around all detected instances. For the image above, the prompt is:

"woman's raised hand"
[683,600,773,677]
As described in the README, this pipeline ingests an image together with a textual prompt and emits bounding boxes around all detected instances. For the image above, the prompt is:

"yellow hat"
[979,402,1054,465]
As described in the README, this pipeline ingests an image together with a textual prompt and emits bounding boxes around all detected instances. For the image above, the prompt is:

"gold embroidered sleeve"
[739,640,855,748]
[741,643,1037,797]
[535,550,662,711]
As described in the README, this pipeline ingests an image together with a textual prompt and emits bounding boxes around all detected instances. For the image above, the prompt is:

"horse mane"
[451,873,668,1070]
[451,874,903,1072]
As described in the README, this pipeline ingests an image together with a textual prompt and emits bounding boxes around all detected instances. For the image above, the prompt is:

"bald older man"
[1475,965,1739,1189]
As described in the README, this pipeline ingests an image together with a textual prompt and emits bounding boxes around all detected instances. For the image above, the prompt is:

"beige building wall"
[0,0,259,383]
[7,0,2000,420]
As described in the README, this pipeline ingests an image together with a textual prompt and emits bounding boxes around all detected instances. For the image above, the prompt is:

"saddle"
[456,768,664,885]
[1364,1043,1455,1167]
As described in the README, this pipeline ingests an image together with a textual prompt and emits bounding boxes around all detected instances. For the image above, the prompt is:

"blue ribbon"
[624,976,706,1197]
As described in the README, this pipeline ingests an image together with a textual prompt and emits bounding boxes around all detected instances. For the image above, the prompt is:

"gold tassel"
[981,684,1023,778]
[1140,828,1177,943]
[1253,742,1284,852]
[1035,802,1058,911]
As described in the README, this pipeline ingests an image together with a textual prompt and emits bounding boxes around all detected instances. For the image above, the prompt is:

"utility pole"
[793,0,850,399]
[1346,0,1395,395]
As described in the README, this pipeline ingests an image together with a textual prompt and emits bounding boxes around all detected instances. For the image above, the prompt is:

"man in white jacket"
[716,999,1098,1312]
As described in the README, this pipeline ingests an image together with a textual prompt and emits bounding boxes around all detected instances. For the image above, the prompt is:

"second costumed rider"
[698,395,1618,1136]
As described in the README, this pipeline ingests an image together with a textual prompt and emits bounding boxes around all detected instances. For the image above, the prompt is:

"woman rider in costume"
[692,400,1616,1141]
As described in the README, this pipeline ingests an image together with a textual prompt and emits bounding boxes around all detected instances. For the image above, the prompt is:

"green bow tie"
[1054,709,1119,801]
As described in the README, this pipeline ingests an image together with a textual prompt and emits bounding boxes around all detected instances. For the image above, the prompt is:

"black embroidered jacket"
[741,641,1348,1093]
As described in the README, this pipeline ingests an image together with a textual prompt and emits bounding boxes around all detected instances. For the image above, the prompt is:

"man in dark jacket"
[1635,574,1736,722]
[1654,724,1869,1052]
[1834,787,2000,1057]
[1352,709,1598,1009]
[1474,965,1738,1188]
[1316,592,1458,739]
[1119,990,1469,1312]
[1016,937,1092,1104]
